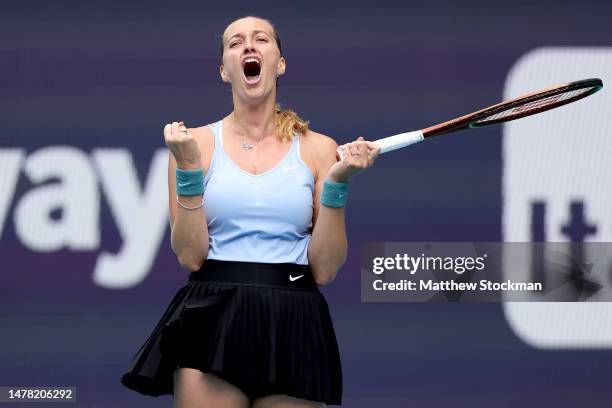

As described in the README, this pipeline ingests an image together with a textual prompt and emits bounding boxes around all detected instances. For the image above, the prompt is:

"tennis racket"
[336,78,603,161]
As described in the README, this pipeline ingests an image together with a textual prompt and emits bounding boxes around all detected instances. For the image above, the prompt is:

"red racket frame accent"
[422,78,603,138]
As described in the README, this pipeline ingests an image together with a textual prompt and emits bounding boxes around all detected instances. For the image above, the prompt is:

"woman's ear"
[276,57,286,77]
[220,65,231,83]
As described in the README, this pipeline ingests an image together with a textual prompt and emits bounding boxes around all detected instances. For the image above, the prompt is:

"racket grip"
[376,130,424,153]
[335,130,424,161]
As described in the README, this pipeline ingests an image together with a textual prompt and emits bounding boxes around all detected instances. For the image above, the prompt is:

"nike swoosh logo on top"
[289,274,304,281]
[177,182,189,187]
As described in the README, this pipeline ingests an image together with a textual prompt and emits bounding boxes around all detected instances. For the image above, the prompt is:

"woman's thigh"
[173,367,250,408]
[251,394,325,408]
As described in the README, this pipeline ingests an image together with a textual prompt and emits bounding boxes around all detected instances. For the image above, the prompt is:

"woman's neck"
[230,94,277,140]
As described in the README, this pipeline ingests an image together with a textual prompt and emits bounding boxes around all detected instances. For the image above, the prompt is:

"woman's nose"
[244,38,255,50]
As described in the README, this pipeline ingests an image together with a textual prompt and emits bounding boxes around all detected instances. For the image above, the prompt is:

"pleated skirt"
[120,259,342,405]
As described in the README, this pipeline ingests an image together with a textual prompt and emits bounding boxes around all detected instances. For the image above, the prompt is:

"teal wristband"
[320,179,349,208]
[176,168,205,196]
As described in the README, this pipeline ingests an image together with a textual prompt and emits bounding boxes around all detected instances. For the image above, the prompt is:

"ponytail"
[275,103,309,141]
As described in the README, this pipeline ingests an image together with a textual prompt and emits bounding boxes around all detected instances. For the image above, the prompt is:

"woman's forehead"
[223,18,274,41]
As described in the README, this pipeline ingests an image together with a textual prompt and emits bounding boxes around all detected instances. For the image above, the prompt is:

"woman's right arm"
[165,121,209,272]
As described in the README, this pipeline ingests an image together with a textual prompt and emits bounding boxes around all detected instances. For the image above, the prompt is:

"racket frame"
[335,78,603,161]
[423,78,603,138]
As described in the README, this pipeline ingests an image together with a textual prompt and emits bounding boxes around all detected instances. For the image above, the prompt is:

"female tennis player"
[121,16,380,407]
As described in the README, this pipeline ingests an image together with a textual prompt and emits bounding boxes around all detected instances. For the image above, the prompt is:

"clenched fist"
[163,121,202,170]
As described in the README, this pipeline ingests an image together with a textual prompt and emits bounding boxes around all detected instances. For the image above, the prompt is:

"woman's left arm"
[308,135,380,285]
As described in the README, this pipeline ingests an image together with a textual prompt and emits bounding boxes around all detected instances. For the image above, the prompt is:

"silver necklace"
[241,136,265,151]
[241,139,255,151]
[233,116,267,151]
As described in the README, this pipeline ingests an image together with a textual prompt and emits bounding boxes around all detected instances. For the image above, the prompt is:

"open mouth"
[242,57,261,84]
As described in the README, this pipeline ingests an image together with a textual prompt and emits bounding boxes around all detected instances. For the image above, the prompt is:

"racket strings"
[475,87,594,124]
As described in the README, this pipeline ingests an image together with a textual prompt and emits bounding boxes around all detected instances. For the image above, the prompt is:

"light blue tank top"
[203,119,315,265]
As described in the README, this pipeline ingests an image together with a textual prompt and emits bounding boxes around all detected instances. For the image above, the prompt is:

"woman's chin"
[237,81,274,102]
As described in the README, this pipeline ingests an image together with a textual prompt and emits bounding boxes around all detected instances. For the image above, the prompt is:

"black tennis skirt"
[120,259,342,405]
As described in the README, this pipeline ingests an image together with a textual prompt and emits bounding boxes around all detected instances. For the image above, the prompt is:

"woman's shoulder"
[183,121,217,148]
[300,129,338,159]
[299,129,339,181]
[302,129,337,147]
[187,121,215,137]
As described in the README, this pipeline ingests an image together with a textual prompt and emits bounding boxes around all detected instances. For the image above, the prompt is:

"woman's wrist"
[176,161,202,171]
[176,194,204,210]
[320,178,349,208]
[176,167,205,196]
[325,173,350,184]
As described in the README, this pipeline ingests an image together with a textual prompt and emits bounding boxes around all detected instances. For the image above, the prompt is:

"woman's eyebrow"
[226,33,244,42]
[227,30,270,41]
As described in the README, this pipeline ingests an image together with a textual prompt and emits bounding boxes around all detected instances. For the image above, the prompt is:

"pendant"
[242,141,254,151]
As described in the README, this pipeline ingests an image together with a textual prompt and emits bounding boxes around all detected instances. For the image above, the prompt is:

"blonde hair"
[221,16,310,141]
[275,103,309,141]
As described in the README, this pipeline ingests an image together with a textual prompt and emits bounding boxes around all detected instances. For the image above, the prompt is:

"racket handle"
[376,130,425,153]
[335,130,424,161]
